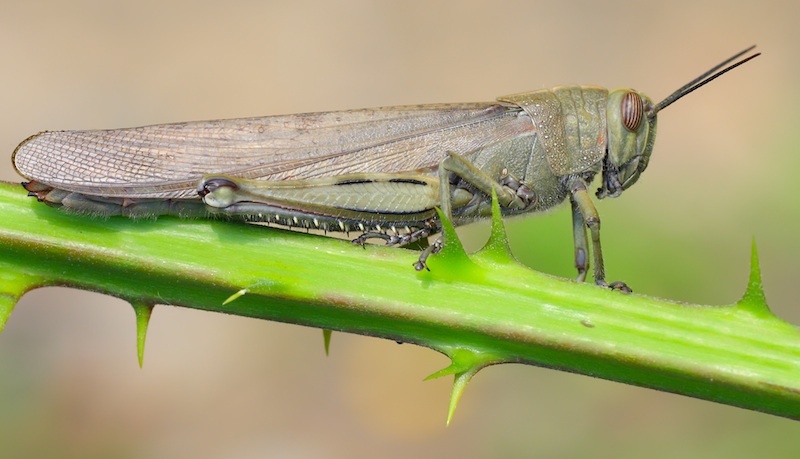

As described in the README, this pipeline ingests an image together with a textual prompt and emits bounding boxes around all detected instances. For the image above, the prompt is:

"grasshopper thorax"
[596,89,657,199]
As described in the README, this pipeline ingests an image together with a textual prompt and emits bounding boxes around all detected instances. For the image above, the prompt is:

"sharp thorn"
[132,302,155,368]
[322,329,332,356]
[736,239,772,317]
[446,368,480,426]
[223,288,249,305]
[0,295,16,335]
[424,348,500,425]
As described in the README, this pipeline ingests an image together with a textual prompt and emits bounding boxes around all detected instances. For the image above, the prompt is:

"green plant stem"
[0,181,798,421]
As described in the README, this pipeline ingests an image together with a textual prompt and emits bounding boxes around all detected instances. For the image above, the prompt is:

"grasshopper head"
[597,89,656,199]
[596,46,760,200]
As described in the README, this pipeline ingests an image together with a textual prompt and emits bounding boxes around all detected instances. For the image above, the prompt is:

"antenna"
[652,46,760,116]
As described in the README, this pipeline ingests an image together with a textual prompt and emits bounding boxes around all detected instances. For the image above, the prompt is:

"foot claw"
[413,261,429,271]
[414,236,443,271]
[607,281,632,293]
[351,237,368,248]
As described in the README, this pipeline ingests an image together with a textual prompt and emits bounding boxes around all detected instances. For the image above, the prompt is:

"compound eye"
[621,91,644,131]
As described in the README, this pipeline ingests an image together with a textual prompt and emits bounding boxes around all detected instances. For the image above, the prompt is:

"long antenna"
[652,46,760,115]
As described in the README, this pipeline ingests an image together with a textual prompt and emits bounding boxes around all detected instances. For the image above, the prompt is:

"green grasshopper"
[12,47,759,291]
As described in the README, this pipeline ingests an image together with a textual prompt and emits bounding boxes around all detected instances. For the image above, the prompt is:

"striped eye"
[621,91,644,131]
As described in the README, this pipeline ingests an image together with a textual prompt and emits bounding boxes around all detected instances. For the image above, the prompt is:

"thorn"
[222,281,274,306]
[477,188,515,263]
[424,356,473,381]
[736,239,772,317]
[435,207,465,257]
[131,302,155,368]
[426,207,476,277]
[0,271,45,335]
[446,367,481,426]
[742,239,767,303]
[223,288,249,305]
[424,348,499,425]
[322,329,332,356]
[0,294,16,335]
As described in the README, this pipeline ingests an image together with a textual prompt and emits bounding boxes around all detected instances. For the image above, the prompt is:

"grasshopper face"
[596,46,760,200]
[597,89,657,200]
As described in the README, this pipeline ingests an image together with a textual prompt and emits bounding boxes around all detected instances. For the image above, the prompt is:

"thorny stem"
[0,181,798,422]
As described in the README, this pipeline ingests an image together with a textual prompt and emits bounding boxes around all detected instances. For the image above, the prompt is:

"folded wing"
[13,102,532,199]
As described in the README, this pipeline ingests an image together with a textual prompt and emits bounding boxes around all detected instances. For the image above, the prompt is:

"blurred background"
[1,1,799,457]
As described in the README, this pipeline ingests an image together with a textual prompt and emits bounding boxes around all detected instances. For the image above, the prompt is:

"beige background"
[1,1,799,457]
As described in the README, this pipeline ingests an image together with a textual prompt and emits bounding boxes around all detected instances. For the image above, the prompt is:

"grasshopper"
[12,47,759,291]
